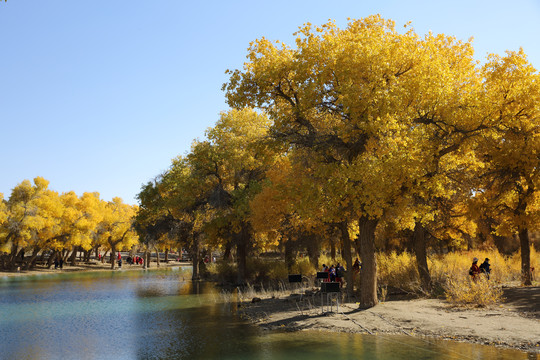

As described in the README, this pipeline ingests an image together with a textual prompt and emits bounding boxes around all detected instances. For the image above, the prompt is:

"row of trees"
[136,16,539,308]
[0,177,138,270]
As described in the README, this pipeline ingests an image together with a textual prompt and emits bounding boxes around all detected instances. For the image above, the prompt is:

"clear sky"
[1,0,539,205]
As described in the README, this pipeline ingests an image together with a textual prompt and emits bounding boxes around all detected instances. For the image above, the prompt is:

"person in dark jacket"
[479,258,491,280]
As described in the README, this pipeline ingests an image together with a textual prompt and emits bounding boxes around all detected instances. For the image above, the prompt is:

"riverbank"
[0,260,191,278]
[238,286,540,354]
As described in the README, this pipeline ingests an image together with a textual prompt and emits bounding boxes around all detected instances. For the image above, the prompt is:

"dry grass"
[444,276,504,306]
[207,247,538,307]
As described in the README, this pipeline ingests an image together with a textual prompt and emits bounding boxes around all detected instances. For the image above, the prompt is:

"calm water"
[0,269,534,360]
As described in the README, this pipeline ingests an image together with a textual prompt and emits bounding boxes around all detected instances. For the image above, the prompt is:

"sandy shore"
[238,287,540,354]
[0,260,191,278]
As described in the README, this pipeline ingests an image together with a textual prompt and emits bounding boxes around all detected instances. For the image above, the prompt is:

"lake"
[0,268,533,359]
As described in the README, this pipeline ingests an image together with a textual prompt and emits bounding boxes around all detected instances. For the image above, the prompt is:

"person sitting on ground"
[469,257,480,281]
[479,258,491,280]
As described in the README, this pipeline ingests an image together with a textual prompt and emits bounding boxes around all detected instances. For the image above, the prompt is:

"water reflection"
[0,269,534,360]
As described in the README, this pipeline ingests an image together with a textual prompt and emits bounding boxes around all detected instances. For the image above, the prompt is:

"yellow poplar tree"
[475,49,540,285]
[225,16,484,306]
[95,197,138,269]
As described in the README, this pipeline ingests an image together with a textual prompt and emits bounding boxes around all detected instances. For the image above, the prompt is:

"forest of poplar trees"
[2,16,539,308]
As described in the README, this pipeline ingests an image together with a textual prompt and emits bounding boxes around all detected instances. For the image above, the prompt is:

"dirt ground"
[238,287,540,354]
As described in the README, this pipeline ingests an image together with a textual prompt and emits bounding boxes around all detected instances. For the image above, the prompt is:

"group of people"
[125,254,144,266]
[95,252,145,268]
[320,258,362,286]
[321,263,345,286]
[469,257,491,280]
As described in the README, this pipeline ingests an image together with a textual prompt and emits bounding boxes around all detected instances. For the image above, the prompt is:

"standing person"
[469,257,480,281]
[329,265,337,282]
[322,264,330,282]
[321,264,328,272]
[117,252,122,261]
[479,258,491,280]
[335,263,345,287]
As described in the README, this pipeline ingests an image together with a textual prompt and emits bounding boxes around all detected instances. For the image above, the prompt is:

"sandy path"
[239,288,540,353]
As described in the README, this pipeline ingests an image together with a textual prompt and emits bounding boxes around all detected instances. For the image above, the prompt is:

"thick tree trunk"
[413,222,432,292]
[165,248,169,263]
[109,243,116,270]
[358,216,378,308]
[339,222,354,299]
[306,234,320,270]
[143,250,149,269]
[519,228,532,286]
[69,247,78,266]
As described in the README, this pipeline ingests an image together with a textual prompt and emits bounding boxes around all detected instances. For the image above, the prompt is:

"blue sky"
[1,0,539,205]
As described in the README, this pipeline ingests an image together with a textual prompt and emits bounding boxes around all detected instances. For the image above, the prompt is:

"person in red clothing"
[469,257,481,281]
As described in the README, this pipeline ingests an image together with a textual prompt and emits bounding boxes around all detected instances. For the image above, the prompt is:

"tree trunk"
[191,236,200,280]
[306,234,320,270]
[8,243,19,270]
[154,246,160,268]
[284,239,295,272]
[358,216,378,308]
[46,250,57,269]
[236,223,250,285]
[339,222,354,299]
[24,248,41,270]
[413,222,432,292]
[143,250,149,269]
[69,247,78,266]
[165,248,169,263]
[14,248,25,269]
[519,227,532,286]
[38,250,47,263]
[110,243,116,270]
[330,239,336,261]
[223,242,232,262]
